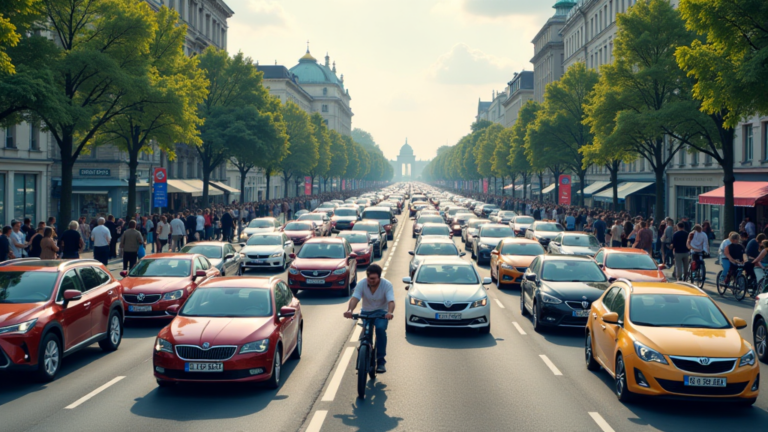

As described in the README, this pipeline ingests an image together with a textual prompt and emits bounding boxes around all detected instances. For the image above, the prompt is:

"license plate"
[185,362,223,372]
[251,259,265,264]
[436,313,462,320]
[572,310,590,317]
[128,305,152,312]
[685,376,726,387]
[306,278,325,284]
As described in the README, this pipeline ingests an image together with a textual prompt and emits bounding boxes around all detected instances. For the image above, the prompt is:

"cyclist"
[343,264,395,373]
[687,224,709,272]
[724,232,757,284]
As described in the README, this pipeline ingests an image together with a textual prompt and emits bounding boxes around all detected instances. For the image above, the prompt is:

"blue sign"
[153,182,167,208]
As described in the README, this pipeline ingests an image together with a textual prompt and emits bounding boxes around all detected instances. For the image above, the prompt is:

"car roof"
[184,241,226,247]
[144,253,195,260]
[253,217,277,221]
[304,237,345,244]
[499,238,541,245]
[480,223,511,229]
[363,206,392,211]
[562,232,593,236]
[602,247,649,254]
[199,276,277,289]
[538,254,594,261]
[419,256,472,265]
[421,223,449,228]
[0,258,103,272]
[617,281,707,297]
[418,237,455,244]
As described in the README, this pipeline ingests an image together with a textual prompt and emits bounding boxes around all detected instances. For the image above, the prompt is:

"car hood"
[534,231,560,239]
[332,216,357,222]
[285,230,312,238]
[604,268,666,282]
[292,258,346,270]
[513,223,532,230]
[500,255,537,267]
[633,327,748,358]
[241,245,283,255]
[351,244,371,254]
[561,246,600,255]
[479,237,505,246]
[0,303,46,326]
[165,316,275,346]
[121,277,190,294]
[411,284,485,303]
[542,281,610,300]
[244,227,275,235]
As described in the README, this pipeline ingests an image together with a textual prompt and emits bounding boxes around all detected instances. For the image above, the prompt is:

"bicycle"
[688,252,706,289]
[351,311,385,399]
[716,263,747,301]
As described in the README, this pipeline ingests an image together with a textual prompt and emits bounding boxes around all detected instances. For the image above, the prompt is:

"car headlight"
[539,292,563,304]
[240,338,270,354]
[500,263,515,270]
[470,298,488,308]
[155,338,173,353]
[634,341,668,364]
[361,248,371,255]
[162,290,184,301]
[739,349,756,367]
[270,252,282,257]
[333,267,347,275]
[289,267,299,275]
[409,296,427,307]
[0,318,38,335]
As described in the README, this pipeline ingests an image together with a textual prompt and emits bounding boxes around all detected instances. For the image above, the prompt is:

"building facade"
[476,89,507,125]
[531,1,575,103]
[390,141,430,181]
[502,71,535,128]
[0,124,52,226]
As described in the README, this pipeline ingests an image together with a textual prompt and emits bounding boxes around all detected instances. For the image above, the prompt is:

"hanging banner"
[559,174,572,205]
[483,179,489,194]
[304,176,312,195]
[152,167,167,208]
[342,179,346,190]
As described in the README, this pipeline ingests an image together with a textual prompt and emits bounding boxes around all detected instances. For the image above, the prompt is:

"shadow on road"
[123,319,169,338]
[405,329,497,349]
[294,290,350,306]
[334,381,403,432]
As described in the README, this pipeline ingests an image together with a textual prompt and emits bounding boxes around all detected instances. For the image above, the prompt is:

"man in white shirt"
[10,221,28,258]
[91,217,112,266]
[170,214,187,251]
[744,217,756,239]
[687,224,710,271]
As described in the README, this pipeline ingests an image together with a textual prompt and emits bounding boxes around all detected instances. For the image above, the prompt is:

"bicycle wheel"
[357,345,369,399]
[369,345,377,380]
[716,271,726,296]
[734,275,747,301]
[696,262,706,288]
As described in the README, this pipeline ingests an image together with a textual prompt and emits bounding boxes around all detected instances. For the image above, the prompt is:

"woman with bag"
[119,220,144,271]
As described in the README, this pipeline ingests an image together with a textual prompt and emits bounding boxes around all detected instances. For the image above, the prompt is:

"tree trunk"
[310,175,315,195]
[653,166,665,226]
[238,165,250,204]
[265,173,271,200]
[282,173,292,198]
[719,127,736,236]
[58,134,75,227]
[126,144,139,222]
[522,173,529,200]
[610,165,619,211]
[202,165,211,209]
[538,172,544,203]
[577,170,586,207]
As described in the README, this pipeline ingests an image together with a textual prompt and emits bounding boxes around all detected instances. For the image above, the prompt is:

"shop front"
[593,182,655,216]
[668,174,724,236]
[53,175,150,221]
[699,181,768,237]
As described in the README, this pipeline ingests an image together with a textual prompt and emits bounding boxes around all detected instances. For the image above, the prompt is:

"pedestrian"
[170,214,186,251]
[22,218,34,242]
[672,222,690,281]
[59,221,84,259]
[39,227,59,260]
[157,216,170,252]
[91,217,112,266]
[27,225,44,258]
[119,220,144,271]
[195,209,205,241]
[724,232,755,284]
[79,217,91,251]
[145,215,155,253]
[10,220,28,258]
[185,211,197,244]
[593,215,607,246]
[105,215,118,259]
[633,221,654,255]
[204,209,213,240]
[221,209,233,243]
[0,226,13,261]
[610,220,622,247]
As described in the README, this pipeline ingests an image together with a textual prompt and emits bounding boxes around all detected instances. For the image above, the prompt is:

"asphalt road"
[2,211,767,432]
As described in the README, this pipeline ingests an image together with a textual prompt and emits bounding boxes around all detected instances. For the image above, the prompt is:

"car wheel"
[98,310,123,352]
[266,346,282,389]
[156,379,176,388]
[35,333,61,382]
[520,292,529,316]
[532,301,543,333]
[615,354,635,403]
[491,268,497,284]
[585,332,600,371]
[290,325,303,360]
[282,255,288,271]
[754,318,768,363]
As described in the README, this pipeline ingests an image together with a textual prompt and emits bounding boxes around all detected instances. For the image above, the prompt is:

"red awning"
[698,182,768,207]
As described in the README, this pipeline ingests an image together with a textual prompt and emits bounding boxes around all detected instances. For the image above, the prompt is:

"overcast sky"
[225,0,556,161]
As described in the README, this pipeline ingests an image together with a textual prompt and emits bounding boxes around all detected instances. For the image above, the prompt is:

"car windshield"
[335,209,357,217]
[285,222,313,231]
[353,224,379,234]
[469,220,490,228]
[339,232,368,244]
[300,214,323,221]
[297,243,345,259]
[418,216,443,224]
[541,260,607,282]
[499,211,516,218]
[319,203,335,208]
[480,226,514,238]
[514,217,535,224]
[630,295,731,329]
[535,223,564,232]
[248,219,274,228]
[416,264,478,284]
[362,210,391,220]
[129,259,191,277]
[180,288,273,317]
[501,243,545,256]
[606,253,658,270]
[356,200,369,204]
[421,225,450,236]
[0,272,59,303]
[180,245,222,259]
[246,235,282,246]
[416,243,459,256]
[484,205,498,210]
[563,235,600,247]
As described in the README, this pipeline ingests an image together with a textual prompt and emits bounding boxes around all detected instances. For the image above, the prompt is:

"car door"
[77,266,112,336]
[225,244,239,275]
[592,287,618,364]
[277,282,298,352]
[522,257,540,311]
[283,234,294,256]
[597,287,625,373]
[490,242,502,279]
[273,282,289,356]
[56,270,92,350]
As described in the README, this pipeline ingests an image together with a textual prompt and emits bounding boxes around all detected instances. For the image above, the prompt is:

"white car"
[240,217,282,241]
[509,215,535,237]
[298,213,331,236]
[239,233,294,271]
[752,285,768,364]
[403,258,491,334]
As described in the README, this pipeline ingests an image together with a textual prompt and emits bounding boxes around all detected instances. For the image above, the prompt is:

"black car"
[520,255,609,332]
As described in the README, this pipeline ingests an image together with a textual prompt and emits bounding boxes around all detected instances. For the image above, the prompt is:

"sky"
[225,0,557,161]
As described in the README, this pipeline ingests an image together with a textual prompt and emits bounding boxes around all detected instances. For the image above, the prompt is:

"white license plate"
[185,362,223,372]
[306,278,325,284]
[572,310,590,317]
[685,376,726,387]
[129,305,152,312]
[436,313,462,320]
[251,259,265,264]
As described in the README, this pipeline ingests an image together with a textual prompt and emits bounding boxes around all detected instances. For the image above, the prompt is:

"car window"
[563,235,600,247]
[57,270,85,301]
[180,287,272,317]
[541,260,607,282]
[279,282,293,304]
[603,287,619,310]
[129,259,191,277]
[194,257,205,271]
[610,289,626,321]
[274,283,287,310]
[0,271,59,304]
[529,257,540,274]
[595,251,604,264]
[78,267,104,291]
[606,253,658,270]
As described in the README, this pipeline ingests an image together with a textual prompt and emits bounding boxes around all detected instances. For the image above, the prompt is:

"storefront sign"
[305,176,312,195]
[153,167,167,208]
[559,175,571,205]
[79,169,111,176]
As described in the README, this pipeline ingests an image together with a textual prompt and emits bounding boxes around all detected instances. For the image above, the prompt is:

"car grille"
[515,267,527,272]
[427,302,469,312]
[123,294,162,304]
[655,378,748,396]
[247,254,271,259]
[558,316,588,326]
[126,310,171,317]
[300,270,331,278]
[565,301,591,310]
[160,369,259,380]
[420,318,483,326]
[175,345,237,361]
[670,357,737,374]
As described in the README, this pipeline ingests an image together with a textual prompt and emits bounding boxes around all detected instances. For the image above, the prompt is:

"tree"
[0,0,42,75]
[96,7,207,220]
[30,0,156,226]
[351,128,378,150]
[509,100,540,200]
[279,101,318,197]
[327,130,348,191]
[475,123,503,193]
[526,117,569,202]
[308,113,331,194]
[492,128,514,194]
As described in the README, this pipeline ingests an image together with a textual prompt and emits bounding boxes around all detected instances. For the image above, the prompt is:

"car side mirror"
[657,264,666,270]
[482,277,492,285]
[602,312,619,325]
[120,270,128,278]
[402,277,412,284]
[279,306,296,318]
[224,253,234,260]
[460,252,466,257]
[239,243,246,248]
[289,253,296,259]
[194,269,206,279]
[732,317,747,329]
[525,274,537,282]
[408,251,414,256]
[166,304,180,316]
[597,263,604,269]
[63,290,82,304]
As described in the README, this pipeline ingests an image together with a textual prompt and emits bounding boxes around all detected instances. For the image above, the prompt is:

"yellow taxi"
[585,280,759,405]
[489,238,545,289]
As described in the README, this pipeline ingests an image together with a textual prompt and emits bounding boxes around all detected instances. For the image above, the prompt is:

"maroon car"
[337,230,375,264]
[153,277,302,389]
[287,238,357,296]
[282,221,316,246]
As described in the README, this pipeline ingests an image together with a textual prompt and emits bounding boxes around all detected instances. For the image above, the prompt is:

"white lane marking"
[322,347,355,401]
[306,410,329,432]
[65,376,125,409]
[539,355,563,376]
[494,299,505,309]
[589,412,615,432]
[512,322,526,335]
[350,324,362,342]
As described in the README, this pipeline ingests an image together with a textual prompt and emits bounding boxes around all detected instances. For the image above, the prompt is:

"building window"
[29,123,40,150]
[762,122,768,161]
[4,126,15,148]
[323,88,327,96]
[322,105,328,113]
[691,149,699,166]
[704,153,712,165]
[679,146,686,166]
[744,124,753,162]
[0,174,4,225]
[14,174,36,221]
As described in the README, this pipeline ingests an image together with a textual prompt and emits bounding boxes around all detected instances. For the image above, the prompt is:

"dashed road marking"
[539,355,562,376]
[512,322,526,335]
[494,299,505,309]
[322,347,355,402]
[65,376,125,409]
[306,410,328,432]
[350,324,362,342]
[588,412,615,432]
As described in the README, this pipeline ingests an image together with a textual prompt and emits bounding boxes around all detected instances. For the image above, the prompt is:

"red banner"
[304,176,312,195]
[483,179,488,193]
[559,175,571,205]
[342,179,346,190]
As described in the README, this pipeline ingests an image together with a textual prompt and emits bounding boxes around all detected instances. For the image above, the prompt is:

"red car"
[282,221,316,246]
[153,276,302,388]
[120,253,219,320]
[287,238,358,296]
[0,258,124,381]
[337,230,375,263]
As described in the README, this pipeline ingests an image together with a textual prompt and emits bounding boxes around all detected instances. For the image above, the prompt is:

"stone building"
[390,140,430,181]
[502,71,535,128]
[531,1,575,103]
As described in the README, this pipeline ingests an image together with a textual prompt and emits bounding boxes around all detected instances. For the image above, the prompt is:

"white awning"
[541,184,556,194]
[594,182,654,202]
[181,180,223,197]
[166,179,200,194]
[211,181,240,194]
[582,181,611,196]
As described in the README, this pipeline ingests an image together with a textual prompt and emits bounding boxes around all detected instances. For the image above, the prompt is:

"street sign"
[304,176,312,195]
[153,167,167,184]
[559,175,571,205]
[153,168,168,208]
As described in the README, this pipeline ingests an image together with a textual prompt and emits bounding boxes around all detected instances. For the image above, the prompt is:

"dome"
[399,141,414,157]
[289,49,342,86]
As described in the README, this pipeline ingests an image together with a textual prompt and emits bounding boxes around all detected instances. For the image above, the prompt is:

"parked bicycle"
[351,311,384,399]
